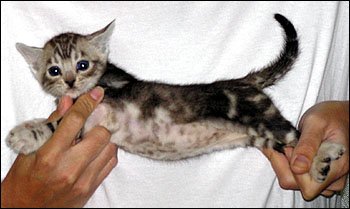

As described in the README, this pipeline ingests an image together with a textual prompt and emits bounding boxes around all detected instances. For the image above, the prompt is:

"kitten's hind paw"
[309,141,346,183]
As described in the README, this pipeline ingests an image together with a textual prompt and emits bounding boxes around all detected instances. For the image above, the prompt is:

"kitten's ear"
[16,43,43,79]
[87,20,115,53]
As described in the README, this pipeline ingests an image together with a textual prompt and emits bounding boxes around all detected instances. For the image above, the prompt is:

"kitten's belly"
[85,102,249,160]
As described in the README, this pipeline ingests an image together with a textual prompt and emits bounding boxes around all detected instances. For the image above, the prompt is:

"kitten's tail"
[240,14,299,89]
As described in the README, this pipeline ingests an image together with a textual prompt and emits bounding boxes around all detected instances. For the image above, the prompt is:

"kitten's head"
[16,20,115,99]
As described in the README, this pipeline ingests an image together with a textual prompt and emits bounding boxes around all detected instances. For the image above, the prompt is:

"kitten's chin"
[63,89,87,99]
[49,82,98,99]
[64,85,97,99]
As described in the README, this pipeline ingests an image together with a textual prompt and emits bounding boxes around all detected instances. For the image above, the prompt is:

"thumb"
[291,119,324,175]
[42,87,105,152]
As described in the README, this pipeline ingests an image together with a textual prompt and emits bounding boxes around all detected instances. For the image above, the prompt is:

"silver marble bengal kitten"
[7,14,346,183]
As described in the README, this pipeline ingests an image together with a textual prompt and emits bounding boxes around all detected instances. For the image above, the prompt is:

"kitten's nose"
[65,80,76,88]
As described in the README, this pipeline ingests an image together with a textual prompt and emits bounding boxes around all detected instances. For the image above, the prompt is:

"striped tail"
[241,14,299,89]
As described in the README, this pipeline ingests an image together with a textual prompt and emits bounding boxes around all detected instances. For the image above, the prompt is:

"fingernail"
[292,155,310,172]
[90,87,104,101]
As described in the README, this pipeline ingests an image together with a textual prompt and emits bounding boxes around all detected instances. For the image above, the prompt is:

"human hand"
[1,87,118,208]
[262,101,349,200]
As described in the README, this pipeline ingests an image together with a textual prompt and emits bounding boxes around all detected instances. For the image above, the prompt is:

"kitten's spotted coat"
[7,14,346,183]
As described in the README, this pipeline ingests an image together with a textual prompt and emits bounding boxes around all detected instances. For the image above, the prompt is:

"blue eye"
[77,60,89,71]
[48,66,61,76]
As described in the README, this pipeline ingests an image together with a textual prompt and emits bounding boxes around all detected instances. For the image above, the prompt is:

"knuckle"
[301,193,316,201]
[67,111,86,127]
[58,172,76,187]
[36,153,56,170]
[278,177,296,190]
[300,187,318,201]
[72,183,91,197]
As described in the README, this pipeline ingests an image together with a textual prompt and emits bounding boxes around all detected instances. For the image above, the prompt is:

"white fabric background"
[1,1,349,208]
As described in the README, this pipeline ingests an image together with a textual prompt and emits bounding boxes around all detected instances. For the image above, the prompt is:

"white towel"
[1,1,348,207]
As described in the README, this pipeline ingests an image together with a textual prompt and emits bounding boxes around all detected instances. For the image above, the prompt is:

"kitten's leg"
[6,119,59,155]
[309,141,347,182]
[247,135,291,154]
[6,103,107,155]
[245,119,300,154]
[223,89,299,152]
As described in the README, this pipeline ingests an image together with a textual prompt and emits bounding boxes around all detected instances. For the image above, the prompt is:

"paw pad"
[310,141,346,183]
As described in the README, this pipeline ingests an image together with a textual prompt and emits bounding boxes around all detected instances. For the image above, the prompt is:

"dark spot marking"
[273,141,285,154]
[321,165,330,177]
[250,136,256,147]
[46,123,55,133]
[321,157,331,163]
[54,47,63,59]
[31,130,38,141]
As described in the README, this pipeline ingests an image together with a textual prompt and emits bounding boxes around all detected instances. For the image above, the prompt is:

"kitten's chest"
[84,101,247,160]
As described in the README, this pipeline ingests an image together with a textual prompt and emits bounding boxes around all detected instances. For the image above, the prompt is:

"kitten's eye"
[77,60,89,71]
[48,66,61,76]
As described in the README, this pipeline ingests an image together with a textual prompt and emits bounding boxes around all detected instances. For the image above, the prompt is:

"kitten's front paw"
[309,141,346,182]
[6,119,49,155]
[6,129,39,155]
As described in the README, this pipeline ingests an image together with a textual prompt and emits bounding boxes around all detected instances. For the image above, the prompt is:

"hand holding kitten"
[262,101,349,200]
[1,87,118,208]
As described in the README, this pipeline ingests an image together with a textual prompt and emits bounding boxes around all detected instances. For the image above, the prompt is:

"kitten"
[7,14,346,183]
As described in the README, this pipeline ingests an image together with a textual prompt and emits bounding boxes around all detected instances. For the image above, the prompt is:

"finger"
[291,119,325,175]
[48,87,104,151]
[262,147,299,190]
[72,143,117,195]
[72,126,111,166]
[325,175,347,191]
[46,95,73,123]
[83,143,117,185]
[46,126,111,188]
[66,154,118,208]
[90,148,118,191]
[321,190,335,197]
